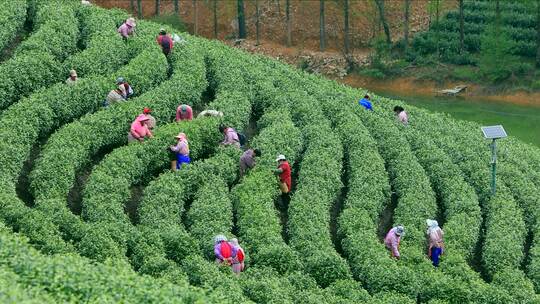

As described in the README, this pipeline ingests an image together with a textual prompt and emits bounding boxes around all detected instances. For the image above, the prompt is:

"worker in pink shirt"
[384,225,404,259]
[142,107,156,130]
[118,17,136,39]
[426,219,444,267]
[128,114,153,143]
[394,106,408,125]
[219,125,240,148]
[176,104,193,121]
[239,148,261,177]
[170,132,190,170]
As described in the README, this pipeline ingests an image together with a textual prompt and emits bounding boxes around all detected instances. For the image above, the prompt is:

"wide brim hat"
[426,219,438,228]
[214,234,227,244]
[276,154,286,162]
[395,226,405,236]
[126,17,136,27]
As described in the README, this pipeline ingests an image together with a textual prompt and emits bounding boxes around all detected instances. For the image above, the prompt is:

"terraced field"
[0,1,539,303]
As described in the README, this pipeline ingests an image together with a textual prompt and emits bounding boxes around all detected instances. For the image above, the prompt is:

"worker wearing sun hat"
[156,28,174,56]
[128,114,153,143]
[426,219,444,267]
[214,234,237,267]
[176,104,193,121]
[229,238,245,275]
[118,17,136,39]
[116,77,134,99]
[105,85,126,106]
[170,132,190,170]
[273,154,291,194]
[384,225,404,259]
[142,107,156,129]
[65,69,78,85]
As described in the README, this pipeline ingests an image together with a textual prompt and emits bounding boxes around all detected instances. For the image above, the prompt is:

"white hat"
[69,69,77,77]
[426,219,438,229]
[395,226,404,236]
[214,234,227,244]
[276,154,286,162]
[126,17,136,27]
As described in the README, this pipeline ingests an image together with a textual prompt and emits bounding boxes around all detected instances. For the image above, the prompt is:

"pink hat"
[126,17,136,27]
[139,116,150,121]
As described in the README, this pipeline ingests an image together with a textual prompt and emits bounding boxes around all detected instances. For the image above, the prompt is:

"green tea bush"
[0,2,79,110]
[0,0,27,53]
[0,222,218,303]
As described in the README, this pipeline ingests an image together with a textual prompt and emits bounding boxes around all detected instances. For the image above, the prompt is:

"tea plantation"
[0,1,539,303]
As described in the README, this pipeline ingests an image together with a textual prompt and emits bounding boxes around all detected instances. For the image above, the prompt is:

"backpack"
[160,36,171,52]
[236,248,245,262]
[219,241,232,259]
[237,132,246,146]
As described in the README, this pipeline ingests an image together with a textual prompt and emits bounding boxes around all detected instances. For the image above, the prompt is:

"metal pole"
[491,139,497,195]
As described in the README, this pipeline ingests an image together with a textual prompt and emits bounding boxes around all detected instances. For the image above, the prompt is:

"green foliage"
[0,0,27,53]
[0,2,540,302]
[0,222,216,303]
[479,26,521,83]
[148,13,187,33]
[0,2,78,110]
[452,66,479,82]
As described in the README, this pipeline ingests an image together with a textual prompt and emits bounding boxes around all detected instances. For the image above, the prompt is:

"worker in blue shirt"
[359,94,373,111]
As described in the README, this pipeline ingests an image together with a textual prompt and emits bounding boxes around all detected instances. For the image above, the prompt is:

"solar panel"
[481,125,507,139]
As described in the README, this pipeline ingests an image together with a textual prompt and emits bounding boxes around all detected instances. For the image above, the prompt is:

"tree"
[193,0,198,35]
[459,0,464,54]
[343,0,350,56]
[320,0,326,51]
[374,0,391,45]
[479,0,519,83]
[130,0,135,15]
[174,0,179,15]
[428,0,442,57]
[286,0,292,46]
[238,0,247,39]
[137,0,142,19]
[536,0,540,66]
[255,0,261,45]
[155,0,160,16]
[213,0,218,39]
[404,0,411,52]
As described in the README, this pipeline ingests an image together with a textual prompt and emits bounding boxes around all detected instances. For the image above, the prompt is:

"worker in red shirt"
[156,28,173,56]
[176,104,193,121]
[274,154,291,194]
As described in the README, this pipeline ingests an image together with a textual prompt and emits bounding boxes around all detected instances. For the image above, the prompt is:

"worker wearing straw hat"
[128,114,153,143]
[274,154,291,194]
[170,132,190,170]
[384,225,404,259]
[118,17,136,39]
[426,219,444,267]
[65,69,78,85]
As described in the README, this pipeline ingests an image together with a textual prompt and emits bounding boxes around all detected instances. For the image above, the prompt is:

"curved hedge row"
[0,2,79,110]
[233,108,303,274]
[387,104,533,299]
[498,139,540,290]
[0,0,27,54]
[408,110,528,279]
[0,9,168,255]
[0,222,224,303]
[403,127,482,259]
[63,5,130,77]
[356,107,438,258]
[30,38,205,220]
